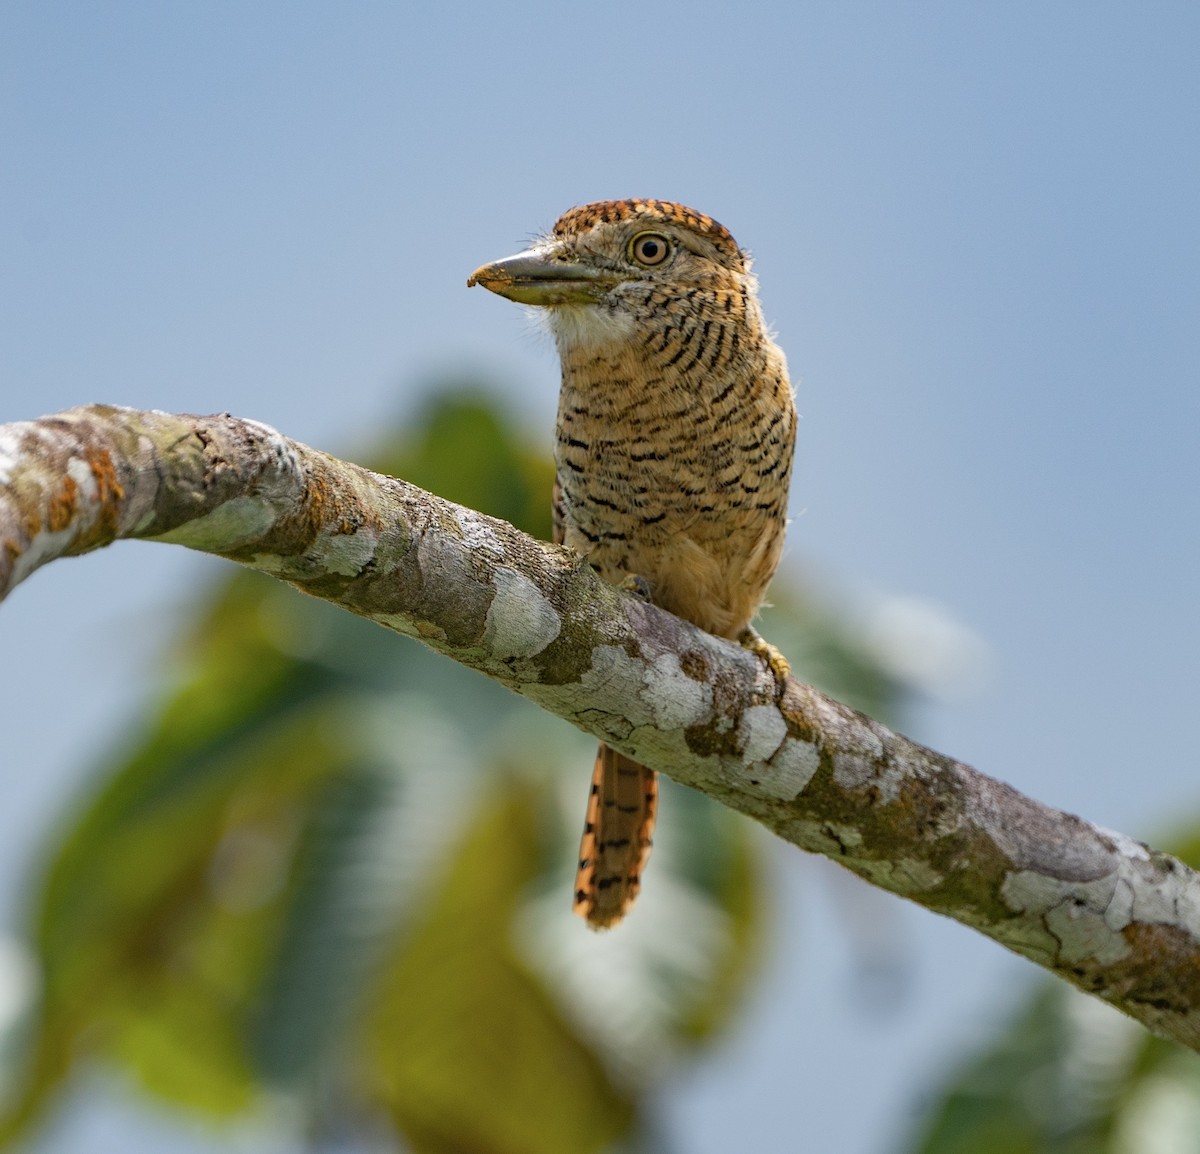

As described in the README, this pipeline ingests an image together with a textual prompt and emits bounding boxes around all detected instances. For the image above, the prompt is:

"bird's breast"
[553,350,795,635]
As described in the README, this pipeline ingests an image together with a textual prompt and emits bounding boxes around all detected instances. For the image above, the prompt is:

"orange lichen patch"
[271,457,384,555]
[47,473,79,533]
[278,468,340,552]
[304,471,334,533]
[89,448,124,508]
[62,447,127,554]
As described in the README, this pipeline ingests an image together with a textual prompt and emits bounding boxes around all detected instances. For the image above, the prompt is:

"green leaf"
[360,781,636,1154]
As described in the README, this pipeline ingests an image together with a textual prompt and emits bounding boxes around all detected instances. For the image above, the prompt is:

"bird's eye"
[629,232,671,267]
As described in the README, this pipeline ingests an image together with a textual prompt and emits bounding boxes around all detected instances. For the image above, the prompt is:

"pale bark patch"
[483,567,561,659]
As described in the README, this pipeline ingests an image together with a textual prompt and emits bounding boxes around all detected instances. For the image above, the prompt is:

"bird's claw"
[619,574,654,603]
[739,626,791,701]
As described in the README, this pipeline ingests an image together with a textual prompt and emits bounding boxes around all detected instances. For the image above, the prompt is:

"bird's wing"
[552,475,565,547]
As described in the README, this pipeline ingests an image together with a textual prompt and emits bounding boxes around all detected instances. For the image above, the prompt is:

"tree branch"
[3,404,1198,1048]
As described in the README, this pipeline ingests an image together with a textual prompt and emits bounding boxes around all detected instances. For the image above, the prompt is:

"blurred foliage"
[0,384,910,1152]
[902,832,1200,1154]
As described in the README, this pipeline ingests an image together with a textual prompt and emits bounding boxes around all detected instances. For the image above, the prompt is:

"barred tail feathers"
[572,743,658,929]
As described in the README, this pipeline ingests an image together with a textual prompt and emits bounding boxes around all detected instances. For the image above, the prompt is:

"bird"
[468,198,796,929]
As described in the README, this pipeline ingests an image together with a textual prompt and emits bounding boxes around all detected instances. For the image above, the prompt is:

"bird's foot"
[619,574,654,603]
[738,626,791,702]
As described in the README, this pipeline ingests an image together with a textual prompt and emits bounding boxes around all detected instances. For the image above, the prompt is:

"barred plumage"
[470,199,796,928]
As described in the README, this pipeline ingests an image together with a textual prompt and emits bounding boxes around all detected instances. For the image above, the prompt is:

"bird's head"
[469,199,758,352]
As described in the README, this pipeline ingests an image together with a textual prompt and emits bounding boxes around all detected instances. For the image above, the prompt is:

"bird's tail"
[573,743,658,929]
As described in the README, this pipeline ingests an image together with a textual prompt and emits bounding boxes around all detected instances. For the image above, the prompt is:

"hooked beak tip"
[467,247,614,306]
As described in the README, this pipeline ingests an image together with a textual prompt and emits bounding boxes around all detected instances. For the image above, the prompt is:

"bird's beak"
[467,245,614,306]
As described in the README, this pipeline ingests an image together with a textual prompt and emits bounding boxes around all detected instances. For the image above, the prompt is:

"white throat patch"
[545,303,636,354]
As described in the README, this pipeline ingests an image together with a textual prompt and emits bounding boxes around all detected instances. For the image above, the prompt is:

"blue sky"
[2,3,1199,1151]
